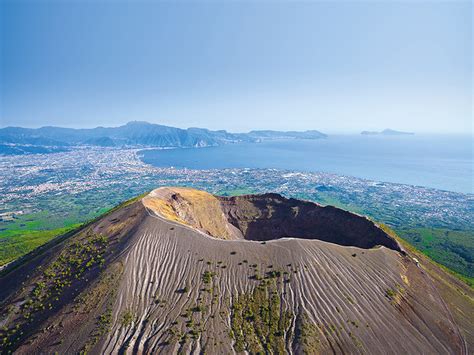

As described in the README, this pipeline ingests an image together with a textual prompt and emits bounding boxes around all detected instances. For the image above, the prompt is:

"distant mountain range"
[361,128,414,136]
[0,121,327,155]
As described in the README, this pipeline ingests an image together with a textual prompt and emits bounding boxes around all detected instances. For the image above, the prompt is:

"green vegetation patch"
[120,310,134,327]
[202,270,216,284]
[384,284,405,304]
[294,313,321,354]
[230,278,293,354]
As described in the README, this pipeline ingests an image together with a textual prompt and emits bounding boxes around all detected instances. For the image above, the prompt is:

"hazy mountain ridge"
[0,121,327,154]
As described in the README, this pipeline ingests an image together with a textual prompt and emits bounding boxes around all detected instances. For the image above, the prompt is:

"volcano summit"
[0,187,472,354]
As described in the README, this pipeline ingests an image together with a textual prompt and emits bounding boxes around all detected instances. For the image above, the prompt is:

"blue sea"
[140,134,473,194]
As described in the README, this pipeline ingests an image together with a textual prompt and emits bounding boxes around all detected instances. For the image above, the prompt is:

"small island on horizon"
[361,128,415,136]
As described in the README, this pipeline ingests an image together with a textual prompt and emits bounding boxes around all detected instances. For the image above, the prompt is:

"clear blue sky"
[0,1,472,133]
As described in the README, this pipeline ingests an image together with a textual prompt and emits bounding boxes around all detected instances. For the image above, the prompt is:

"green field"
[396,227,473,279]
[0,208,108,266]
[0,225,80,266]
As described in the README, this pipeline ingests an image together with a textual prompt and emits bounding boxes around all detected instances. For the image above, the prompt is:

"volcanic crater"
[143,187,403,251]
[0,187,472,354]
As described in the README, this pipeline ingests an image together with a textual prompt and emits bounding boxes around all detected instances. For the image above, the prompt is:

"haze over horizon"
[0,120,470,136]
[1,1,472,134]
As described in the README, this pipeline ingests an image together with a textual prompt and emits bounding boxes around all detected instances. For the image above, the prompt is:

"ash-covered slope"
[0,187,472,354]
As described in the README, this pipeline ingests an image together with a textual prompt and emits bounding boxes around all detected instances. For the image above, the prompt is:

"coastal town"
[1,147,472,232]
